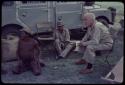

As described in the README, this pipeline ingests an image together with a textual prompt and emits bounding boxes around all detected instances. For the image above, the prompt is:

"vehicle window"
[56,1,78,4]
[2,1,14,6]
[84,2,95,6]
[21,1,46,4]
[20,1,47,7]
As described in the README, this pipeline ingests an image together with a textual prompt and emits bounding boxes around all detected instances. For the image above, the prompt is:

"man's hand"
[79,41,87,47]
[78,41,82,46]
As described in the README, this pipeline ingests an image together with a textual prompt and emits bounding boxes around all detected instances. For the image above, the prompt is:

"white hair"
[83,13,96,21]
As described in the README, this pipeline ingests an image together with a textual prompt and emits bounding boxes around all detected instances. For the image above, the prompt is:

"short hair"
[83,13,96,21]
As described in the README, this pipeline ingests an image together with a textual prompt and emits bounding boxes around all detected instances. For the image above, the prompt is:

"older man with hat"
[53,21,71,59]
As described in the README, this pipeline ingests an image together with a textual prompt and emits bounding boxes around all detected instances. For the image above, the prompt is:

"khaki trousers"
[79,43,113,64]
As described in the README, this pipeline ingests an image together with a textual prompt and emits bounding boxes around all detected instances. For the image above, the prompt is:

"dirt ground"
[1,31,123,84]
[1,13,124,84]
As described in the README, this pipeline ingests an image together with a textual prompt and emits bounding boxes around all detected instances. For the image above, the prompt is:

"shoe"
[79,68,93,74]
[75,59,87,65]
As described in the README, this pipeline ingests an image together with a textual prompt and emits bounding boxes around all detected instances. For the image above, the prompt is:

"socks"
[87,63,93,69]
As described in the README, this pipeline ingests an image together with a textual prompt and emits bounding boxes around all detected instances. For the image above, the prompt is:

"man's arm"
[65,29,70,42]
[81,31,89,43]
[79,29,89,46]
[81,27,101,46]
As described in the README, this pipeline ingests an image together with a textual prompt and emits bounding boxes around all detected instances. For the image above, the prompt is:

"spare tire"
[2,24,23,39]
[97,18,109,28]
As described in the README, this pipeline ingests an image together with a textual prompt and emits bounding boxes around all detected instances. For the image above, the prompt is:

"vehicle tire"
[97,18,109,28]
[2,24,23,39]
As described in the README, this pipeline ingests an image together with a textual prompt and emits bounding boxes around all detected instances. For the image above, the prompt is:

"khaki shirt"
[81,21,113,45]
[53,28,70,42]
